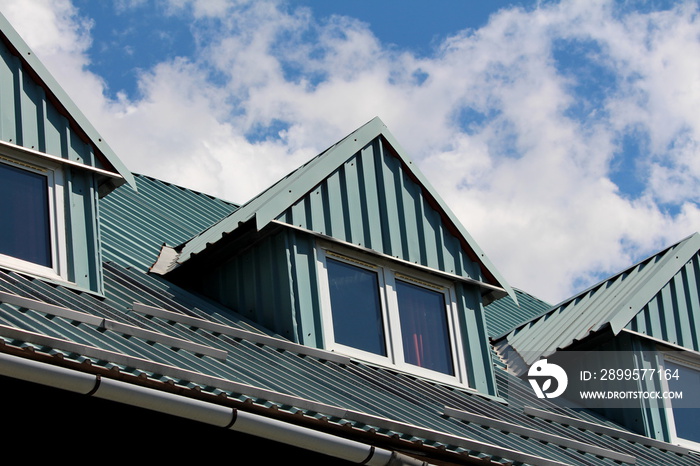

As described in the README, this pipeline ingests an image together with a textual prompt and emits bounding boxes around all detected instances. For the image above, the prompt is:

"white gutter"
[0,352,431,466]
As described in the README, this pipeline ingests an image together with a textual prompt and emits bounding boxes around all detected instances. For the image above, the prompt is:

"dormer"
[155,117,515,396]
[495,232,700,449]
[0,12,134,294]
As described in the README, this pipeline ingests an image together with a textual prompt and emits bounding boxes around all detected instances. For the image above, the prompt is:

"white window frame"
[317,241,470,387]
[0,151,67,282]
[659,351,700,451]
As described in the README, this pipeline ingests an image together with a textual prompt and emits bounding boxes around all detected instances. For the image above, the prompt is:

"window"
[326,258,387,356]
[662,355,700,449]
[395,279,454,376]
[319,245,467,386]
[0,155,65,280]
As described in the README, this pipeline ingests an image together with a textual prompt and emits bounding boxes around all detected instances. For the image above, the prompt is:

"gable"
[276,136,484,287]
[625,249,700,351]
[498,233,700,366]
[165,117,513,305]
[0,11,133,195]
[0,12,135,294]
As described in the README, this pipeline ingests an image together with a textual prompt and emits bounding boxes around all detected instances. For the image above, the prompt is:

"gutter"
[0,352,431,466]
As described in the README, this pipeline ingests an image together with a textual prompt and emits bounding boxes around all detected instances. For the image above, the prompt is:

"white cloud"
[2,0,699,304]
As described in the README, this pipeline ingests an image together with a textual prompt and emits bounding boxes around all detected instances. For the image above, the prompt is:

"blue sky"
[74,1,534,100]
[1,0,699,304]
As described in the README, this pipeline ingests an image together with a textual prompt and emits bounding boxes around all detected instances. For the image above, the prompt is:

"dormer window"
[0,154,65,281]
[318,243,467,386]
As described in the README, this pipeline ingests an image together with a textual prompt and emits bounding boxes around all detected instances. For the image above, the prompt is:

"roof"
[484,289,552,340]
[0,10,135,193]
[2,263,699,466]
[496,233,700,366]
[1,174,699,465]
[0,13,697,461]
[99,174,239,272]
[162,117,515,304]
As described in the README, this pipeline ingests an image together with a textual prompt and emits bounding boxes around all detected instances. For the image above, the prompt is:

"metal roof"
[498,233,700,366]
[99,174,239,272]
[484,289,552,339]
[0,174,696,464]
[1,9,697,463]
[1,263,698,466]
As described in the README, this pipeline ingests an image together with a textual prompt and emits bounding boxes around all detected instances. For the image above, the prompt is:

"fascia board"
[0,12,135,191]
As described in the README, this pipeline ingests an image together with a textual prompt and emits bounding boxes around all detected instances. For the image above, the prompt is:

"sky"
[0,0,699,305]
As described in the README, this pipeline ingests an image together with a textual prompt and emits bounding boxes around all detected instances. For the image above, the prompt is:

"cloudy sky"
[1,0,699,305]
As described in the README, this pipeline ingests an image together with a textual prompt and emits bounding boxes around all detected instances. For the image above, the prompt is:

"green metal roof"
[484,289,552,339]
[0,10,135,193]
[99,174,239,272]
[498,233,700,366]
[0,168,698,464]
[0,261,697,465]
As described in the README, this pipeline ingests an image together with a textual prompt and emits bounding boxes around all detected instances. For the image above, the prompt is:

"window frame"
[317,242,470,387]
[0,151,67,281]
[659,351,700,451]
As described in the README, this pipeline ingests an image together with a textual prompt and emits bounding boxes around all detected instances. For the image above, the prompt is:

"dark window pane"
[666,360,700,443]
[0,163,52,267]
[327,258,386,356]
[396,280,453,375]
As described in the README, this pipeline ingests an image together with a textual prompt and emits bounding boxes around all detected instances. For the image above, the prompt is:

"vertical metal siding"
[198,229,302,343]
[276,139,481,282]
[0,39,104,293]
[0,39,94,164]
[455,282,497,395]
[272,139,497,393]
[626,252,700,351]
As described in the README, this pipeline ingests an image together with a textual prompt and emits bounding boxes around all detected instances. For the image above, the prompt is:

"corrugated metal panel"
[484,289,552,339]
[194,223,499,396]
[197,228,300,342]
[0,20,140,293]
[1,264,698,465]
[502,233,700,365]
[175,117,514,305]
[99,174,239,271]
